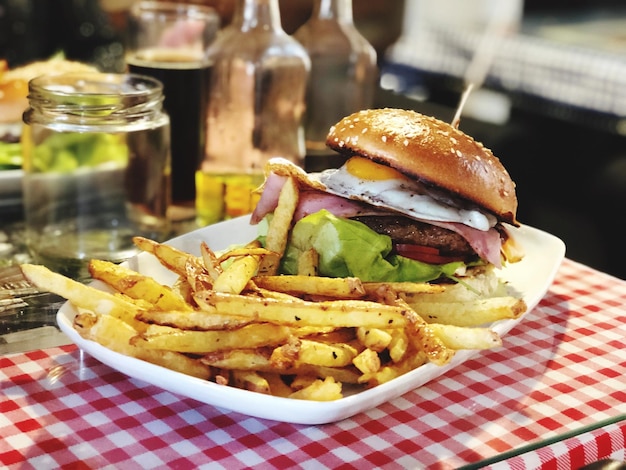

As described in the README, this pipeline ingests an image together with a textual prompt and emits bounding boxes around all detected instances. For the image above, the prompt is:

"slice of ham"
[251,174,386,224]
[426,220,503,268]
[250,173,288,224]
[250,172,503,267]
[294,191,388,221]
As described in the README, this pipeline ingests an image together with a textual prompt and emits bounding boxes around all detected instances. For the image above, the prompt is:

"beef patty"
[351,215,475,256]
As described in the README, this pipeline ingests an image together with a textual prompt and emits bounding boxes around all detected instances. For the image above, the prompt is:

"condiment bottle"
[294,0,378,172]
[196,0,310,226]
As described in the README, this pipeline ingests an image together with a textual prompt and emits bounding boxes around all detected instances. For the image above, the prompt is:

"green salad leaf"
[31,132,129,172]
[0,141,22,170]
[272,209,468,283]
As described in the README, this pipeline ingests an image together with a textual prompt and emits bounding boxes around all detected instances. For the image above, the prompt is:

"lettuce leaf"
[0,141,22,170]
[277,209,466,283]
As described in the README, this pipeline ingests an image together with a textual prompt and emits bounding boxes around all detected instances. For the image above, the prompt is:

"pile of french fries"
[21,176,527,401]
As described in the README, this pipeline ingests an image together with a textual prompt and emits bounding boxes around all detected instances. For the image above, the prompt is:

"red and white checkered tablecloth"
[2,258,626,469]
[487,418,626,470]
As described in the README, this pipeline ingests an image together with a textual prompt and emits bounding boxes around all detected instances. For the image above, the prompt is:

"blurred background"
[1,0,626,279]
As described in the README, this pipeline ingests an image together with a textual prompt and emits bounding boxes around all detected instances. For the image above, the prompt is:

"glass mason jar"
[195,0,310,226]
[22,72,171,281]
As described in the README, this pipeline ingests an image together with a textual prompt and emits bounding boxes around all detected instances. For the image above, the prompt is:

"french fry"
[367,283,455,366]
[200,346,361,384]
[258,176,299,276]
[403,302,455,366]
[74,312,212,380]
[134,236,214,292]
[212,254,260,294]
[252,275,366,299]
[352,348,381,375]
[363,282,445,296]
[194,290,409,329]
[294,364,361,384]
[171,276,195,305]
[359,349,427,387]
[408,297,527,327]
[216,244,269,263]
[270,338,359,369]
[288,376,342,401]
[297,339,359,367]
[291,326,338,337]
[269,336,300,369]
[356,327,392,353]
[200,241,222,281]
[304,327,356,344]
[23,221,527,402]
[297,248,318,276]
[428,323,502,350]
[388,328,410,363]
[232,370,271,394]
[132,323,293,354]
[88,259,192,311]
[262,373,293,397]
[201,348,272,370]
[136,310,252,331]
[289,375,317,391]
[133,236,194,276]
[184,256,215,292]
[20,263,145,331]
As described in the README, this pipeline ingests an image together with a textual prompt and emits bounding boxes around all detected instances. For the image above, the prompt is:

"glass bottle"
[195,0,310,226]
[22,72,171,281]
[294,0,378,172]
[126,2,220,224]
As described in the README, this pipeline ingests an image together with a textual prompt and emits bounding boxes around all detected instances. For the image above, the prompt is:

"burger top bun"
[326,108,518,225]
[0,59,98,123]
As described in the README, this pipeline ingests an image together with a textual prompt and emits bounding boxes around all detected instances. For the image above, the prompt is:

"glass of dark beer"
[126,1,220,226]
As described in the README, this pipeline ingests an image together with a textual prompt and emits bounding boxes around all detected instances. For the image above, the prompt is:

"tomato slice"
[395,244,466,265]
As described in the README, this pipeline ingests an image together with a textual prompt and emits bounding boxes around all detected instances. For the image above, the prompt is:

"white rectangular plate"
[57,216,565,424]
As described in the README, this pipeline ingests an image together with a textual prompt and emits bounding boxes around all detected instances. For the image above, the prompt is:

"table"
[2,257,626,469]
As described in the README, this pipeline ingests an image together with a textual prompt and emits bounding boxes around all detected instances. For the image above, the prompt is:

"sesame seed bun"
[0,59,98,123]
[326,108,518,225]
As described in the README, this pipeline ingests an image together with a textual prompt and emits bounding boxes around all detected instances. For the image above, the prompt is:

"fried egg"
[317,157,496,231]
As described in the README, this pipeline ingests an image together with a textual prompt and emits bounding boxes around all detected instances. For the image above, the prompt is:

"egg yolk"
[345,157,406,181]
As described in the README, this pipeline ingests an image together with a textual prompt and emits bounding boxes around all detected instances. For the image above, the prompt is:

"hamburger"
[0,58,99,169]
[0,58,99,123]
[250,108,522,284]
